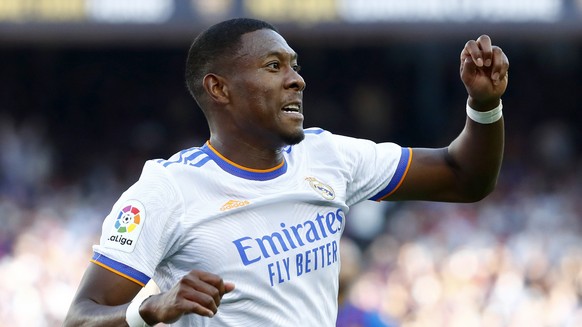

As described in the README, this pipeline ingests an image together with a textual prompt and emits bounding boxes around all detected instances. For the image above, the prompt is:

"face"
[224,29,306,147]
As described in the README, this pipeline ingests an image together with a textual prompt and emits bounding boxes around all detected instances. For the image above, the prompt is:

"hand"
[140,270,235,324]
[460,35,509,110]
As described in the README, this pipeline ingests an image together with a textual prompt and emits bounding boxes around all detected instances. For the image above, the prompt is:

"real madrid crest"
[305,177,335,200]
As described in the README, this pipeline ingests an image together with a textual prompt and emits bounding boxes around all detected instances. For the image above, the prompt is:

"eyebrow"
[263,50,298,61]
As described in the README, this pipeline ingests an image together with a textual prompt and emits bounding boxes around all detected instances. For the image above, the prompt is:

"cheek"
[233,75,279,114]
[248,86,277,111]
[231,83,261,109]
[238,79,266,102]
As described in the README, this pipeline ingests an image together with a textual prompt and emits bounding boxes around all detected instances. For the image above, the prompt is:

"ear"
[202,73,229,104]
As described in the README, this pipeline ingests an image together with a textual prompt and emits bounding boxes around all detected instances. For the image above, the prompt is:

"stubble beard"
[282,129,305,146]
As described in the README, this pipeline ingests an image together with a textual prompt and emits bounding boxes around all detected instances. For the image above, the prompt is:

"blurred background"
[1,0,582,326]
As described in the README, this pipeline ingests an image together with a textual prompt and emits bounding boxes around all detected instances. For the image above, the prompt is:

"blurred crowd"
[0,39,581,326]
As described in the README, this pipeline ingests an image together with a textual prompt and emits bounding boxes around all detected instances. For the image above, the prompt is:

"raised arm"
[389,35,509,202]
[64,263,234,326]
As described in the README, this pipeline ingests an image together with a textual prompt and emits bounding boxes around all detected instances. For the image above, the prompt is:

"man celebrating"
[64,18,508,326]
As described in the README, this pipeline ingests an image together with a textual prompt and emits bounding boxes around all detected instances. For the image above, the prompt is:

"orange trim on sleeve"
[377,147,413,201]
[90,259,146,287]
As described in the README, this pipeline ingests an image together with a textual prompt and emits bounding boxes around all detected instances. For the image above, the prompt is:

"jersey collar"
[201,142,288,181]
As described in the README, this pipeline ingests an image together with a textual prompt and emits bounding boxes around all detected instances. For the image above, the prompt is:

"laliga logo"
[306,177,335,200]
[115,205,141,233]
[109,205,142,246]
[106,202,145,251]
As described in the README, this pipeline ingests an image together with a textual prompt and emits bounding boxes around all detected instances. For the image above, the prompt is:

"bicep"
[63,263,145,326]
[386,147,466,202]
[72,262,143,306]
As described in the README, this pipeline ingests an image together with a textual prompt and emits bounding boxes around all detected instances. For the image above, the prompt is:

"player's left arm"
[387,35,509,202]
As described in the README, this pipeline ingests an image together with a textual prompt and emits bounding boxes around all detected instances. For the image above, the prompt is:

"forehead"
[237,29,297,61]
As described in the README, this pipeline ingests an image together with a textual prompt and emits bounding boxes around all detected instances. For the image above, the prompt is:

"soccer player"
[64,18,508,326]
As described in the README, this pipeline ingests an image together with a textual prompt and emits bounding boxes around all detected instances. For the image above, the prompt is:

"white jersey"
[92,128,411,327]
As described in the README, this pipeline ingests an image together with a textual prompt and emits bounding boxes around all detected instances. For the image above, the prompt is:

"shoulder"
[297,128,404,167]
[303,127,328,137]
[290,127,381,157]
[130,146,212,197]
[296,127,373,153]
[282,127,337,156]
[152,146,210,170]
[298,127,336,147]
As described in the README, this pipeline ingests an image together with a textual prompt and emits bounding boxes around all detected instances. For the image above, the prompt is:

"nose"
[286,68,306,92]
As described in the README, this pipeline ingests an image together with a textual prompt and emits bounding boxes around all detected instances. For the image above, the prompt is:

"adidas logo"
[220,200,251,211]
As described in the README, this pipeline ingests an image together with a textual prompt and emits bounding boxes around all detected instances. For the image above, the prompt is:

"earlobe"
[203,73,229,104]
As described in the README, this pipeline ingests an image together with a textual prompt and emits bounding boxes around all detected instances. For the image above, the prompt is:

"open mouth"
[282,104,301,113]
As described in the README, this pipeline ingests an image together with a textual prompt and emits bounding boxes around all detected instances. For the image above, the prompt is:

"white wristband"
[466,100,503,124]
[126,297,151,327]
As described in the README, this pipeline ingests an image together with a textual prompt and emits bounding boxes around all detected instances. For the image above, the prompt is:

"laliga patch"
[103,200,146,253]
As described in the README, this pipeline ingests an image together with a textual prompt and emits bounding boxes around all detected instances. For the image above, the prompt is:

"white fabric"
[466,100,503,124]
[93,128,408,327]
[126,297,150,327]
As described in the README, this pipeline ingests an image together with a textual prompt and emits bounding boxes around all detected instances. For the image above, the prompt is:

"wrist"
[138,295,160,326]
[467,97,501,112]
[466,99,503,124]
[126,296,153,327]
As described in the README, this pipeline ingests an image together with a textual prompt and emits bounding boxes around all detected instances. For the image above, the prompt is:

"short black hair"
[185,18,278,106]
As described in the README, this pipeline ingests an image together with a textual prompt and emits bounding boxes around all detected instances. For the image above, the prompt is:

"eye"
[293,65,301,72]
[267,62,280,70]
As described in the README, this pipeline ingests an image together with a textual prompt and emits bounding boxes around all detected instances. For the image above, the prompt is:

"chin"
[282,130,305,146]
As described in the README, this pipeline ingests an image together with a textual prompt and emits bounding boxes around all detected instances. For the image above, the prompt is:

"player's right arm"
[63,263,235,326]
[63,263,142,326]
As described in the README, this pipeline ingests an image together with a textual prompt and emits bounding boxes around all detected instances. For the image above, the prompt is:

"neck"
[208,136,285,170]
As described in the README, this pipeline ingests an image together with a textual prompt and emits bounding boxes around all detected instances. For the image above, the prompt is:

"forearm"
[63,299,131,327]
[446,98,504,201]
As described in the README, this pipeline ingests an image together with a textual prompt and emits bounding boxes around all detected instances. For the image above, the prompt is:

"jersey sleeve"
[92,160,184,286]
[329,133,412,206]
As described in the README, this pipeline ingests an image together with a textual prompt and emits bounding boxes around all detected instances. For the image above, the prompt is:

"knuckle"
[190,302,206,315]
[202,295,216,308]
[178,278,192,288]
[210,288,220,299]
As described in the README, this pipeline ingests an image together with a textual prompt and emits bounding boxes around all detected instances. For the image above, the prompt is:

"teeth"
[283,104,300,112]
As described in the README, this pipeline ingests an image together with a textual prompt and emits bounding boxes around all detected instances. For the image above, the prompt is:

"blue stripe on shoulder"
[157,147,210,168]
[304,128,324,135]
[161,148,191,167]
[191,156,211,167]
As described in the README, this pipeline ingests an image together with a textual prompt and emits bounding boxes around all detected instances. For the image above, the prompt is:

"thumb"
[224,282,235,293]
